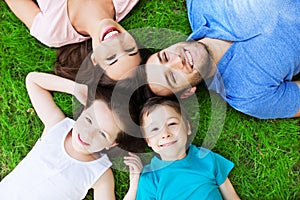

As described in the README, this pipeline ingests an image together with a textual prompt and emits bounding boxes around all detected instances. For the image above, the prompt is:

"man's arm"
[219,178,240,200]
[4,0,40,29]
[293,81,300,117]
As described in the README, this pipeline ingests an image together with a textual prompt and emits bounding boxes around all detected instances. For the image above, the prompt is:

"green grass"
[1,0,299,199]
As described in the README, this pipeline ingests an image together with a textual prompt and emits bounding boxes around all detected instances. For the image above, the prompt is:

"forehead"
[143,105,180,125]
[145,56,172,95]
[105,54,141,80]
[85,100,122,133]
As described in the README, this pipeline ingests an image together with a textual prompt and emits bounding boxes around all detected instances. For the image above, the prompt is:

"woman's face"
[91,19,141,80]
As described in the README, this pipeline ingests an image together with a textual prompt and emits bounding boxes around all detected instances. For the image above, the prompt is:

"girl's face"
[91,19,141,80]
[142,105,191,161]
[72,100,122,155]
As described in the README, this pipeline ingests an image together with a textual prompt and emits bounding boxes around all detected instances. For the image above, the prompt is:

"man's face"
[145,41,213,96]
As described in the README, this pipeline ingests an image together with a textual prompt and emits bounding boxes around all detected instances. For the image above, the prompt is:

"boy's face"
[142,105,191,161]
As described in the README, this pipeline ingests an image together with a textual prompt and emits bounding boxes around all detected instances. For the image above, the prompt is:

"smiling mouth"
[183,49,194,70]
[102,27,120,41]
[78,134,90,146]
[159,140,177,148]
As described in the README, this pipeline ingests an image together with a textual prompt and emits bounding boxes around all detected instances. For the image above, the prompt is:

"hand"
[74,83,88,106]
[124,152,143,186]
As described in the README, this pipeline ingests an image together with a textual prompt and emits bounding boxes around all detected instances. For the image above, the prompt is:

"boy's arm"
[219,178,240,200]
[4,0,40,29]
[123,153,143,200]
[93,168,116,200]
[25,72,87,132]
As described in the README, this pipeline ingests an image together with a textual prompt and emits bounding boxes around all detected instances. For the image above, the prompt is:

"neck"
[198,38,232,65]
[67,0,115,35]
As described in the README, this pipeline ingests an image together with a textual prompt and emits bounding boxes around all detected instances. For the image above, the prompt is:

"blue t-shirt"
[187,0,300,119]
[136,145,234,200]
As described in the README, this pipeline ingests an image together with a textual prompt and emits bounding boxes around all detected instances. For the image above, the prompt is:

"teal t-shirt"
[136,145,234,200]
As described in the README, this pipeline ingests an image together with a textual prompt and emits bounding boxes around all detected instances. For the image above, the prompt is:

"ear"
[187,121,192,136]
[180,87,197,99]
[90,53,97,66]
[145,138,151,147]
[106,142,118,150]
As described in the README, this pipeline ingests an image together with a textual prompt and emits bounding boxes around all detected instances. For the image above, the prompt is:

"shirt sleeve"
[212,152,234,186]
[136,172,157,200]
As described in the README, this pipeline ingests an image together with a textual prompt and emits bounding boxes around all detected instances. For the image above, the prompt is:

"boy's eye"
[151,127,159,132]
[85,117,92,124]
[168,122,177,126]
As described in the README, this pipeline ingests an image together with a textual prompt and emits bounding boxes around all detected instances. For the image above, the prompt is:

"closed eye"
[162,52,168,62]
[106,54,117,61]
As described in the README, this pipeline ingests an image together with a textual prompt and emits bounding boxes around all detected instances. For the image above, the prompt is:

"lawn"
[0,0,299,199]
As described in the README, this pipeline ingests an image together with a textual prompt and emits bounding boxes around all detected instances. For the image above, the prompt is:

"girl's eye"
[99,131,107,139]
[85,117,92,124]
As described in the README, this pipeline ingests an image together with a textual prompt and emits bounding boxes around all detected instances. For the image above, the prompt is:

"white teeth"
[103,30,119,40]
[185,50,194,67]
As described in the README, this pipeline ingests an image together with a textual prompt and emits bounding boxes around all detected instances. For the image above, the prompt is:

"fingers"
[124,153,143,174]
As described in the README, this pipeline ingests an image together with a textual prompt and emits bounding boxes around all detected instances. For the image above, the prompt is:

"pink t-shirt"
[30,0,139,47]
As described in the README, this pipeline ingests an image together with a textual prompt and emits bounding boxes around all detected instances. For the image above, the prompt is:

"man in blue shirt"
[145,0,300,119]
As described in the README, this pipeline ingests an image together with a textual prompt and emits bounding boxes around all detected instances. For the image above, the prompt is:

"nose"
[167,51,184,70]
[161,128,173,139]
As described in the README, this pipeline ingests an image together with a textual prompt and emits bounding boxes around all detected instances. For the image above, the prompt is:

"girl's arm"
[93,168,116,200]
[123,153,143,200]
[219,178,240,200]
[25,72,87,133]
[4,0,40,29]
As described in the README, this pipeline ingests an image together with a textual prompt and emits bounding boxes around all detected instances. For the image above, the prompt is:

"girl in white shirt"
[0,72,144,200]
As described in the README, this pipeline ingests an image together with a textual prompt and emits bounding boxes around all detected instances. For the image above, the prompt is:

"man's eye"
[162,52,168,62]
[85,117,92,124]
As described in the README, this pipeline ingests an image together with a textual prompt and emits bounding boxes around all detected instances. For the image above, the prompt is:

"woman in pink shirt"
[5,0,143,81]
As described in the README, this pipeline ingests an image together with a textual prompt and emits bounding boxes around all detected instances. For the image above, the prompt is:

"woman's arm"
[25,72,87,133]
[219,178,240,200]
[123,153,143,200]
[4,0,40,29]
[93,168,116,200]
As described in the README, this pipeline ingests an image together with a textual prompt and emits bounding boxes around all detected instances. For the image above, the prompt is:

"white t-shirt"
[0,118,112,200]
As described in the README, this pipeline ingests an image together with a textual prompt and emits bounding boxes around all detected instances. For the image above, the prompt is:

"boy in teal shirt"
[136,97,240,200]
